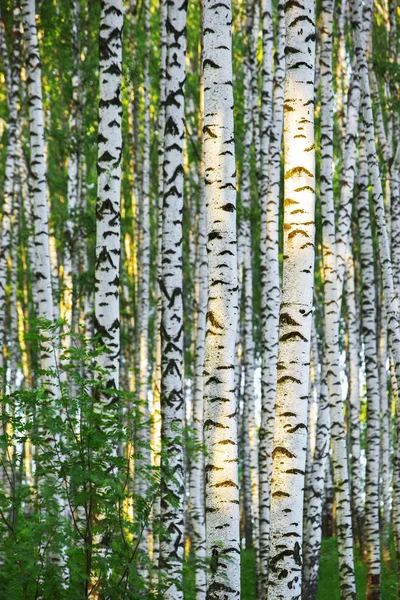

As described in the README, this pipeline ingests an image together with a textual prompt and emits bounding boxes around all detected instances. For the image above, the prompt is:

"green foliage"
[0,324,162,599]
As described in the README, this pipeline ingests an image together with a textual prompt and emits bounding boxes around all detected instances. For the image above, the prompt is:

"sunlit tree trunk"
[159,0,187,596]
[203,1,240,597]
[267,0,316,596]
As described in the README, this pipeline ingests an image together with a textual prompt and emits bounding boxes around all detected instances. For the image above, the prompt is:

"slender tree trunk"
[159,0,187,596]
[319,0,357,594]
[135,0,151,565]
[350,0,400,411]
[203,1,240,598]
[94,0,123,393]
[22,0,59,388]
[239,0,258,559]
[0,4,21,373]
[346,243,364,543]
[267,0,316,596]
[150,0,167,572]
[356,129,381,600]
[258,1,284,594]
[188,6,207,596]
[302,361,330,600]
[92,1,123,592]
[63,0,81,348]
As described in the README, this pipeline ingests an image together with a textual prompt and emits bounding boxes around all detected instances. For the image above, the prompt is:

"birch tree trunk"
[92,1,123,590]
[150,0,167,570]
[267,1,316,596]
[239,0,258,559]
[63,0,81,347]
[94,0,123,393]
[135,0,151,565]
[0,3,21,373]
[356,129,381,600]
[302,361,330,600]
[22,0,59,388]
[188,6,207,596]
[203,1,240,598]
[159,0,187,596]
[258,1,285,594]
[346,244,364,543]
[319,0,356,594]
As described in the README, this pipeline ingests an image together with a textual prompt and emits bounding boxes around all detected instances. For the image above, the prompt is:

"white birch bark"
[22,0,59,385]
[94,0,123,389]
[355,0,400,405]
[159,0,187,596]
[345,243,364,542]
[150,0,167,570]
[63,0,81,346]
[378,293,391,541]
[258,1,285,594]
[336,0,349,145]
[320,0,356,594]
[267,0,316,596]
[238,0,258,558]
[335,0,364,296]
[203,1,240,597]
[92,2,123,591]
[0,4,21,372]
[302,362,330,600]
[188,7,207,596]
[94,5,123,391]
[356,129,381,600]
[135,0,151,564]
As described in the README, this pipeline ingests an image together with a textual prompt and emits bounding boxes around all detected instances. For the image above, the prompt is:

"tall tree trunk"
[356,129,381,600]
[92,0,123,592]
[0,3,21,374]
[320,0,357,594]
[302,360,330,600]
[136,0,151,566]
[63,0,81,348]
[346,243,364,544]
[203,1,240,598]
[239,0,258,559]
[150,0,167,572]
[188,5,207,596]
[357,0,400,404]
[267,0,316,596]
[258,0,284,594]
[159,0,187,596]
[22,0,58,388]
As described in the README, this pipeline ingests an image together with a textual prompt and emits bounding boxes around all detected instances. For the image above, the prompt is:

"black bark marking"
[272,447,295,458]
[285,166,313,179]
[278,375,301,384]
[288,229,309,240]
[280,312,301,326]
